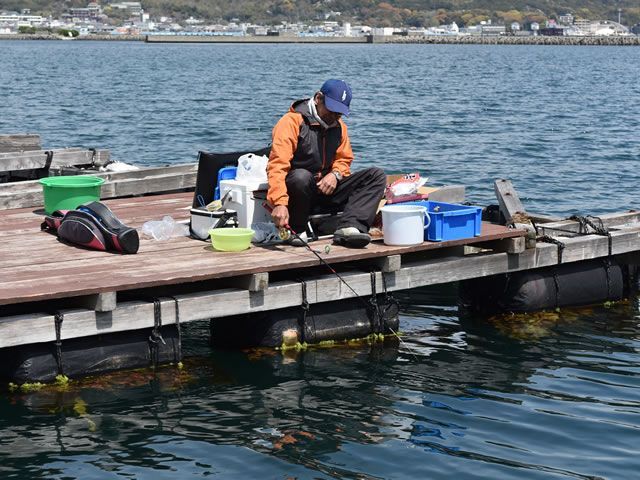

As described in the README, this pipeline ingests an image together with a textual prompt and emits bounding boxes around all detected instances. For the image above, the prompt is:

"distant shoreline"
[1,33,638,46]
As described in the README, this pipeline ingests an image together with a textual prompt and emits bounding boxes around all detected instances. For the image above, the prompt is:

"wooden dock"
[0,192,523,348]
[2,188,640,351]
[2,134,640,366]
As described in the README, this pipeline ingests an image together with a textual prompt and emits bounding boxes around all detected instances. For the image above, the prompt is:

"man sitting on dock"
[267,79,386,248]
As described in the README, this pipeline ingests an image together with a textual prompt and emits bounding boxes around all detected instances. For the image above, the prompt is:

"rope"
[570,215,612,256]
[167,296,182,363]
[53,311,64,375]
[149,298,166,368]
[603,258,612,300]
[552,268,561,309]
[537,235,566,264]
[379,271,400,323]
[43,150,54,172]
[369,271,381,333]
[298,279,314,344]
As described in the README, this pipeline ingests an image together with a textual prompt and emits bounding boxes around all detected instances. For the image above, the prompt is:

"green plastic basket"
[39,176,105,214]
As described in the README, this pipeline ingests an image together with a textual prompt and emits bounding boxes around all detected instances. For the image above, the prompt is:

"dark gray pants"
[285,167,386,233]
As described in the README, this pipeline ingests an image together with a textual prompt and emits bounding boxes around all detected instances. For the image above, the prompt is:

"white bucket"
[381,204,430,246]
[190,208,237,240]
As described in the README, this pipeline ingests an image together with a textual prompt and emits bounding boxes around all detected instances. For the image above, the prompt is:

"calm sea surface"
[1,41,640,479]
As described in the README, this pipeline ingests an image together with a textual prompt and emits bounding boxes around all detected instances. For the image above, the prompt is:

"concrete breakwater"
[145,34,640,45]
[385,35,640,46]
[0,33,144,41]
[1,33,638,46]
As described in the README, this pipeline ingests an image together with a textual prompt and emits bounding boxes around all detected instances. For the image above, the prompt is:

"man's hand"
[271,205,290,228]
[317,172,338,196]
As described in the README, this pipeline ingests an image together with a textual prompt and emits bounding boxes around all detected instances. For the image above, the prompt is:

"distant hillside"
[2,0,639,27]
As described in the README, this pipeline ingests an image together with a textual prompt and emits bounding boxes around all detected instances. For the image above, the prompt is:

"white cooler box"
[219,179,272,228]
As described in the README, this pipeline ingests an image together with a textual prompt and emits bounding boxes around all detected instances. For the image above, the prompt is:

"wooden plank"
[0,148,110,172]
[373,255,401,272]
[0,164,197,210]
[227,273,269,292]
[0,134,41,153]
[428,185,465,203]
[494,179,527,225]
[537,211,640,236]
[527,212,562,223]
[0,222,523,306]
[474,236,526,254]
[74,292,117,312]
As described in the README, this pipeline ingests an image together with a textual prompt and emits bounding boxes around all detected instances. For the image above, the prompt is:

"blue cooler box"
[405,200,482,242]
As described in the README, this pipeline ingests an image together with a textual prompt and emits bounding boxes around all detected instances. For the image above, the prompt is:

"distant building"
[0,13,45,27]
[511,22,521,32]
[481,24,506,36]
[572,19,630,36]
[69,2,102,21]
[540,27,565,36]
[109,2,143,16]
[558,13,574,25]
[372,27,395,36]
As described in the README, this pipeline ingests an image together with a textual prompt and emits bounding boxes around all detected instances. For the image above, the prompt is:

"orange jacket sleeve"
[267,112,302,206]
[331,120,354,178]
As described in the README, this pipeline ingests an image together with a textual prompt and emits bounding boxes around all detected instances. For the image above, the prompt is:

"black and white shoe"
[333,227,371,248]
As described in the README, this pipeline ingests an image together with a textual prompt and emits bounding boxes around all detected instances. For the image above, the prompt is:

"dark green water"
[1,41,640,478]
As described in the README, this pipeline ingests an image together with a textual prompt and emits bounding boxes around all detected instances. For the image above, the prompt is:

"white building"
[372,27,395,36]
[0,13,45,27]
[558,13,574,25]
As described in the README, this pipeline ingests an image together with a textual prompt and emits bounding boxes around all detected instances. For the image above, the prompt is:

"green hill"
[2,0,639,27]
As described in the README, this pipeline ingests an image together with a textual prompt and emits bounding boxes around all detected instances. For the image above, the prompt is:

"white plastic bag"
[142,216,190,241]
[235,153,268,183]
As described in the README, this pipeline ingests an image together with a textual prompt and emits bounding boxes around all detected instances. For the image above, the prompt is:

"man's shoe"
[287,231,309,247]
[333,227,371,248]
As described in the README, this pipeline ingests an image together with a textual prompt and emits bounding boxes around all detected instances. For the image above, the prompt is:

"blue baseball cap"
[320,79,352,116]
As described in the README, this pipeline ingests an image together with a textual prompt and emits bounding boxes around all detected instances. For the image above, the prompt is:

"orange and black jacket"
[267,99,354,207]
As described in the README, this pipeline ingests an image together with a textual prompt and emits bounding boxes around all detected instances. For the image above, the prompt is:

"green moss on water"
[279,341,308,352]
[17,382,45,393]
[277,333,391,353]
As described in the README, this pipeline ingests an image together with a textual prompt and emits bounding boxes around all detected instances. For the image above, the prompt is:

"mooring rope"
[537,235,566,264]
[149,298,166,368]
[537,215,613,261]
[297,279,315,344]
[369,271,380,333]
[552,268,561,309]
[603,258,612,301]
[167,296,182,363]
[53,311,65,375]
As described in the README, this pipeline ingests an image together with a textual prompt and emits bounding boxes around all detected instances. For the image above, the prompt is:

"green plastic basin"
[39,175,105,214]
[209,228,255,252]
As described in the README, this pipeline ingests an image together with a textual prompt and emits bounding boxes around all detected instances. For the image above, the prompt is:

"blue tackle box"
[405,200,483,242]
[213,166,238,200]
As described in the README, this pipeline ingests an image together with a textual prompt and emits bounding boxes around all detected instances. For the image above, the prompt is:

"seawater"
[1,41,640,479]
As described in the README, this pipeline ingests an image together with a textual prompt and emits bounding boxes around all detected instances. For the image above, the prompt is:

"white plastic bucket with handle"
[381,204,431,246]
